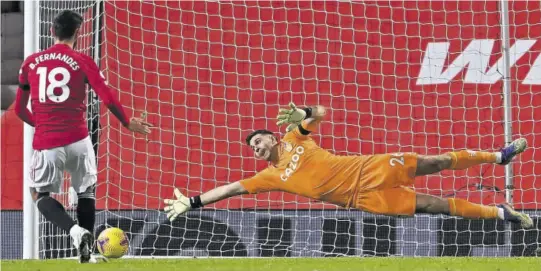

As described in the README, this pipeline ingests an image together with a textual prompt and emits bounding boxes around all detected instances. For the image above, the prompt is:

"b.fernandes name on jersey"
[28,53,79,71]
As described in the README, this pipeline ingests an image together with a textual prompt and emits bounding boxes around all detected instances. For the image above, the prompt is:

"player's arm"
[164,171,275,221]
[79,56,151,134]
[13,64,35,126]
[276,102,326,134]
[163,182,248,221]
[299,105,326,133]
[14,88,34,126]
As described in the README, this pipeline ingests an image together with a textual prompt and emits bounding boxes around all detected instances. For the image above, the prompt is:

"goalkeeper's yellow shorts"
[353,152,418,216]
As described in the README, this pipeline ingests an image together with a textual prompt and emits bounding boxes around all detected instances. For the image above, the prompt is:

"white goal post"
[23,0,40,260]
[24,0,541,259]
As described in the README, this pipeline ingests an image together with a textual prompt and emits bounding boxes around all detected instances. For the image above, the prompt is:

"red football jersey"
[16,44,129,150]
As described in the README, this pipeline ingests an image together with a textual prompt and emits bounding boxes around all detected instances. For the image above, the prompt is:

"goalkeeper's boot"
[499,138,527,165]
[499,203,533,229]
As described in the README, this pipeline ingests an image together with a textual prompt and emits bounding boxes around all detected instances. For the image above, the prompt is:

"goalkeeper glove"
[276,102,307,132]
[163,188,191,222]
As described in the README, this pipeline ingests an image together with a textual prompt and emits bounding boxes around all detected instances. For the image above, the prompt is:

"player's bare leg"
[415,194,533,228]
[415,138,527,176]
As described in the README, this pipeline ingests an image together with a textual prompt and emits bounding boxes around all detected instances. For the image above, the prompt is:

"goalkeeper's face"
[249,134,278,161]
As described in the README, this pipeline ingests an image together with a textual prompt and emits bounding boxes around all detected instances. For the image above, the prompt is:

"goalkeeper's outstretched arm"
[200,182,248,205]
[301,105,326,132]
[163,182,248,221]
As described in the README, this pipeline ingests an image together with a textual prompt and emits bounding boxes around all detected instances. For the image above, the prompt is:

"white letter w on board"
[416,39,536,85]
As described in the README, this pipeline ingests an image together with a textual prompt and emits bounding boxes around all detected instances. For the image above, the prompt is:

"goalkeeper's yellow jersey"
[240,128,368,208]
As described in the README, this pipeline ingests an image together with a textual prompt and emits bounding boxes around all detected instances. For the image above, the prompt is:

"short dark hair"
[245,129,273,145]
[53,10,83,41]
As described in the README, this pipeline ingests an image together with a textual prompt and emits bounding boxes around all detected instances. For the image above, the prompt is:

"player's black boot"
[78,231,94,263]
[71,225,94,263]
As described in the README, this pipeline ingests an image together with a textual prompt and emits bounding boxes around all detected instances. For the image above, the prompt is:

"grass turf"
[2,257,541,271]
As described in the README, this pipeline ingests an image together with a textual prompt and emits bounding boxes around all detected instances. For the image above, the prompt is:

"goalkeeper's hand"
[276,102,307,132]
[163,188,191,222]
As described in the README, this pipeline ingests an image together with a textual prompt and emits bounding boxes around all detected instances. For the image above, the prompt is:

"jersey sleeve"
[283,126,310,142]
[239,169,279,194]
[14,58,34,126]
[18,59,30,91]
[79,55,130,126]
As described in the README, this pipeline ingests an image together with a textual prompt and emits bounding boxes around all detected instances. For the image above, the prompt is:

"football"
[96,227,129,259]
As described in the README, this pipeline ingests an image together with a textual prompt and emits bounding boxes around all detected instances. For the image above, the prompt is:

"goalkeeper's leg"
[415,194,533,228]
[415,138,527,176]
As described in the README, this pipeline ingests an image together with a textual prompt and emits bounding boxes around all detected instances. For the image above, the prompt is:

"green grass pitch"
[3,258,541,271]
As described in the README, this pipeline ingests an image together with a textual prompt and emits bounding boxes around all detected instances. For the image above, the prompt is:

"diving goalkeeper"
[164,103,532,228]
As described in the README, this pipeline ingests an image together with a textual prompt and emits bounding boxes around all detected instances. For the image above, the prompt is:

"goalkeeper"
[164,103,532,228]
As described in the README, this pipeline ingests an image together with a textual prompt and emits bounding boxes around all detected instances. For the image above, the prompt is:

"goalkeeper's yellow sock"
[446,150,498,170]
[448,198,499,219]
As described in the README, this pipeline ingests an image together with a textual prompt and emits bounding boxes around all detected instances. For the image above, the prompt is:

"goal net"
[36,1,541,258]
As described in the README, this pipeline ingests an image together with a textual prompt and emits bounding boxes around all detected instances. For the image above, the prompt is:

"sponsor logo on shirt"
[280,146,305,182]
